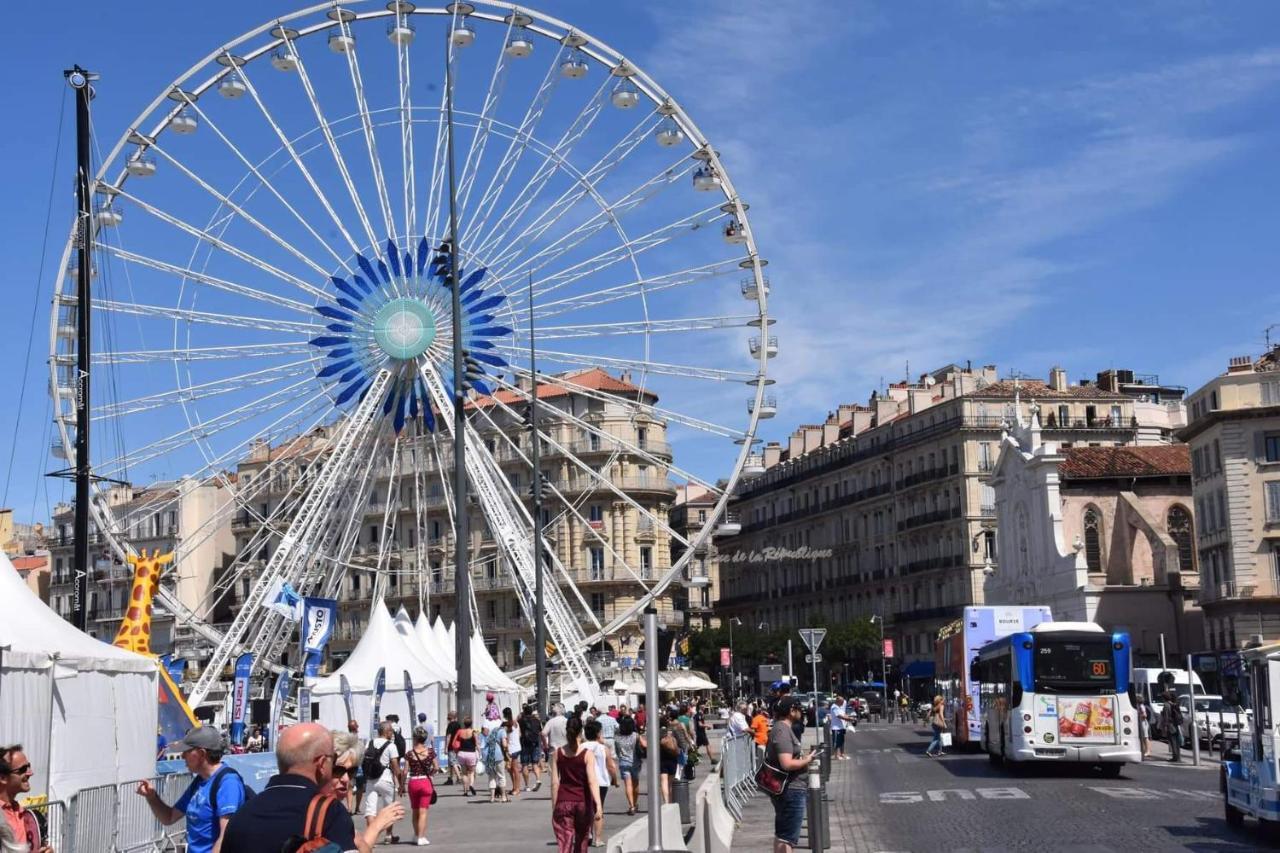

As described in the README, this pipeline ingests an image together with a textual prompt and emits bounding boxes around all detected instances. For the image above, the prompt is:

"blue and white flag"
[229,652,254,745]
[370,666,387,736]
[340,674,355,724]
[269,669,292,748]
[263,578,303,621]
[160,654,187,687]
[298,651,321,723]
[517,639,527,662]
[404,670,417,729]
[300,597,338,655]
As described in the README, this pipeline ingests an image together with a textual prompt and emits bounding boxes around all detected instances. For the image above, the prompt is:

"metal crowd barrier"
[717,732,759,820]
[57,774,192,853]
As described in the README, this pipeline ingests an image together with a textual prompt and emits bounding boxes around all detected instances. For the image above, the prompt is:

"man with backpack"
[220,722,366,853]
[518,705,544,792]
[136,725,248,853]
[361,721,403,846]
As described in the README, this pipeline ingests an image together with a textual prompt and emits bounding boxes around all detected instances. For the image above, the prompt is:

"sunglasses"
[332,764,357,779]
[7,764,31,776]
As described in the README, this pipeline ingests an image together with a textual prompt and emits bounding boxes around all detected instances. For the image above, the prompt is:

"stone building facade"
[1180,346,1280,649]
[670,484,722,632]
[716,362,1181,666]
[986,403,1200,663]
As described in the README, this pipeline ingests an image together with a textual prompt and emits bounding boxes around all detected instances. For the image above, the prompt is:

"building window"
[640,546,653,578]
[591,593,605,614]
[590,547,605,580]
[1264,434,1280,464]
[1083,507,1103,573]
[1166,505,1194,573]
[697,509,707,523]
[1263,381,1280,406]
[589,504,603,523]
[1267,482,1280,524]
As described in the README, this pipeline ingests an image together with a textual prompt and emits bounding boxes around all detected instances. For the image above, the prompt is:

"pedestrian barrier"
[67,782,118,853]
[717,732,757,820]
[115,778,165,852]
[689,770,736,853]
[51,773,194,853]
[605,802,686,853]
[24,798,68,852]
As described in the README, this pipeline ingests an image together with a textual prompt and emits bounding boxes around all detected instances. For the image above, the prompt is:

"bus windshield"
[1033,638,1116,692]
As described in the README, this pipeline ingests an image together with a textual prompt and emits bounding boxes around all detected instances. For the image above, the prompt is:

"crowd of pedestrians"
[5,694,728,853]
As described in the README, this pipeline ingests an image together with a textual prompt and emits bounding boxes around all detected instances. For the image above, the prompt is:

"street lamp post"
[728,617,742,700]
[871,614,887,721]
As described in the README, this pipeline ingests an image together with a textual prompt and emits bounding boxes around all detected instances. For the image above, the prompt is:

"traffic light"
[521,402,535,432]
[459,349,487,393]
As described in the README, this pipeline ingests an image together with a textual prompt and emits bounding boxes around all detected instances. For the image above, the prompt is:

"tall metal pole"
[530,272,548,716]
[444,31,471,722]
[644,607,663,851]
[67,66,93,633]
[728,617,735,700]
[877,615,888,721]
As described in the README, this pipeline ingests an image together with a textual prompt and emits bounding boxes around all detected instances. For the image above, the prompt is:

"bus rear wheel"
[1099,763,1122,778]
[986,729,1001,765]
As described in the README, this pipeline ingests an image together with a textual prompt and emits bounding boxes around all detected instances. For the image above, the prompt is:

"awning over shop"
[902,660,936,678]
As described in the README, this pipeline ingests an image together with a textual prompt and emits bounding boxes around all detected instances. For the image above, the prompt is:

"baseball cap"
[776,697,802,716]
[770,680,787,691]
[169,725,221,753]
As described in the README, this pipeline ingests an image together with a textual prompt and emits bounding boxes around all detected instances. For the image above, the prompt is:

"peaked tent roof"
[393,606,453,684]
[0,553,154,673]
[413,613,456,681]
[469,630,520,692]
[314,599,445,693]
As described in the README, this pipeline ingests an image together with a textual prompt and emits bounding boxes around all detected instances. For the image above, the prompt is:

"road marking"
[1088,786,1218,801]
[879,787,1029,805]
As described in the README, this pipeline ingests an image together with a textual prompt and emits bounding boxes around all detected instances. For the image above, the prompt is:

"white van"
[1133,667,1207,715]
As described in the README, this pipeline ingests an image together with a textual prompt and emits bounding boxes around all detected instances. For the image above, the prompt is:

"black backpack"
[520,716,540,749]
[361,740,391,780]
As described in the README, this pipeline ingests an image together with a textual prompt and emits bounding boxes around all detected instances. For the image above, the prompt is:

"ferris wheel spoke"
[333,20,397,242]
[93,341,313,365]
[102,184,330,301]
[524,202,727,302]
[453,19,517,231]
[102,245,316,315]
[392,11,416,243]
[458,44,563,240]
[468,74,611,257]
[92,376,323,479]
[503,363,743,439]
[483,114,667,280]
[95,298,318,335]
[175,95,353,272]
[140,140,337,281]
[513,260,741,322]
[93,358,319,421]
[531,316,754,341]
[499,346,753,384]
[233,48,368,254]
[483,372,725,498]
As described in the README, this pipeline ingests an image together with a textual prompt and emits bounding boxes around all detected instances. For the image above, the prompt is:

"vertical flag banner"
[269,669,292,748]
[340,674,355,724]
[370,666,387,736]
[667,635,678,670]
[404,670,417,729]
[263,577,303,620]
[298,651,321,724]
[229,652,253,745]
[301,597,338,654]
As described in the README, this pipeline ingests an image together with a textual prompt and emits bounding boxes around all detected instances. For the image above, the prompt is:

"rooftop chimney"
[1228,355,1254,374]
[763,442,782,468]
[1049,366,1068,393]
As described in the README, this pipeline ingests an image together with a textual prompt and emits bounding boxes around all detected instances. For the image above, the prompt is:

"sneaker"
[416,839,430,847]
[444,779,454,786]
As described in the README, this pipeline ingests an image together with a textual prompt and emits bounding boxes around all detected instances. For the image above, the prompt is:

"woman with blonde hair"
[327,732,405,853]
[924,695,949,758]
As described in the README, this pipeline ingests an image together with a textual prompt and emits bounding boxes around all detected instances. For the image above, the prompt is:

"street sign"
[806,653,823,663]
[799,627,827,653]
[758,664,783,684]
[720,647,732,667]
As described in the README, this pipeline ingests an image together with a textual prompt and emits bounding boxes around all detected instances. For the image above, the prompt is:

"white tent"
[432,617,523,715]
[313,601,446,734]
[411,612,456,682]
[0,553,157,801]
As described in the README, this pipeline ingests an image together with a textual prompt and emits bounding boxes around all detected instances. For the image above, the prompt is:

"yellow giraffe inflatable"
[113,548,174,656]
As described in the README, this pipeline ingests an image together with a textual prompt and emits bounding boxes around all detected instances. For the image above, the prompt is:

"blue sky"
[3,0,1280,523]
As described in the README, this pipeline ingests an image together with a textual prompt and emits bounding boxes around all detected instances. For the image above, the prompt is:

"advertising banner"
[298,651,321,724]
[370,666,387,736]
[269,669,292,748]
[229,652,253,745]
[263,577,303,621]
[301,597,338,655]
[1051,696,1116,743]
[883,639,895,659]
[720,648,732,668]
[340,674,355,723]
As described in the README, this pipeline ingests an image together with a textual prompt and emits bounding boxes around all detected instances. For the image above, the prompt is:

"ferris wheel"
[48,0,774,708]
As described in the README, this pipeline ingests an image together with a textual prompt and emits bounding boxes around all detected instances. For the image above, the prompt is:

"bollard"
[806,760,828,851]
[673,776,692,825]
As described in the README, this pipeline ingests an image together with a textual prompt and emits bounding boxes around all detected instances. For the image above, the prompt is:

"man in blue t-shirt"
[137,725,247,853]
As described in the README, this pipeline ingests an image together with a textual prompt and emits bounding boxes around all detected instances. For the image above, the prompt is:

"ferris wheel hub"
[373,298,436,360]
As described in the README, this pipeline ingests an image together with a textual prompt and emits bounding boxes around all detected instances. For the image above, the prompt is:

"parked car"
[1176,694,1250,747]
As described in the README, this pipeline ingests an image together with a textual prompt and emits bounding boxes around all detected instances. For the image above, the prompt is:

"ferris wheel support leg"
[186,370,394,708]
[416,363,598,703]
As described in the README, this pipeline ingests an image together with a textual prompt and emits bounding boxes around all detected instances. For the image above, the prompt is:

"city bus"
[1223,641,1280,836]
[935,606,1053,746]
[973,622,1140,774]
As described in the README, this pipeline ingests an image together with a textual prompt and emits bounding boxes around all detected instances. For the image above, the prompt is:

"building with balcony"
[716,362,1181,665]
[0,508,46,557]
[226,367,689,674]
[986,403,1200,663]
[1179,346,1280,649]
[48,478,235,658]
[669,484,723,632]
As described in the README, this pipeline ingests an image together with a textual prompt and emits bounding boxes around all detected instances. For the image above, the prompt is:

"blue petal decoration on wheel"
[308,238,514,434]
